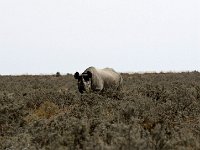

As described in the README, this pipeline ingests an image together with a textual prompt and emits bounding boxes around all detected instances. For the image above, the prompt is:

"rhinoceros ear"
[87,71,92,78]
[74,72,80,79]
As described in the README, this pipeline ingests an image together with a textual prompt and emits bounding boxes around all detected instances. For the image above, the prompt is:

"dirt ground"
[1,72,200,149]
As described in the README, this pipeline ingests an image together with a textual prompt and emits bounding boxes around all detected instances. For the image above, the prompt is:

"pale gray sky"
[0,0,199,75]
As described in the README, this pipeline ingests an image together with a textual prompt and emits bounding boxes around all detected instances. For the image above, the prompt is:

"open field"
[1,72,200,149]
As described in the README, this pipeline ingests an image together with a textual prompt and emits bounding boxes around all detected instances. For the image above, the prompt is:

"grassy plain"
[1,72,200,149]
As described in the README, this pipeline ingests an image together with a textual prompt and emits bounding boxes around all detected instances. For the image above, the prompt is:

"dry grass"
[24,101,60,122]
[1,72,200,149]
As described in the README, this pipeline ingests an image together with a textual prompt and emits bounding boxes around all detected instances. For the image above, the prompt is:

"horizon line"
[0,70,199,76]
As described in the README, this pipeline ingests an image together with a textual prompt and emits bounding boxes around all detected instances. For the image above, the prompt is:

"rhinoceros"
[74,66,123,93]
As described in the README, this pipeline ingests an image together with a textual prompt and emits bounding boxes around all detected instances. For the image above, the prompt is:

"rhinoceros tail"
[117,75,123,90]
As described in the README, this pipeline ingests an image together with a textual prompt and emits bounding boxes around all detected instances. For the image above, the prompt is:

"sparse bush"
[56,72,61,77]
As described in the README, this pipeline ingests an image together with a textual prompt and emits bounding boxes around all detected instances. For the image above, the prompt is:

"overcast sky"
[0,0,199,75]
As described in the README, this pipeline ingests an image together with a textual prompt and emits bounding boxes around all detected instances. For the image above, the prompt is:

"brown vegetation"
[1,72,200,149]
